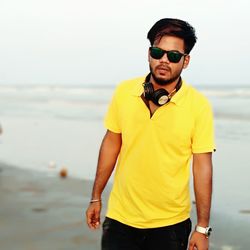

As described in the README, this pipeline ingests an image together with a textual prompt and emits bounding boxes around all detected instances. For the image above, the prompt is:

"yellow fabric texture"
[104,76,216,228]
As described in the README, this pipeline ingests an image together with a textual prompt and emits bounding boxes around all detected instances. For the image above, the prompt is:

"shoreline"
[1,162,250,250]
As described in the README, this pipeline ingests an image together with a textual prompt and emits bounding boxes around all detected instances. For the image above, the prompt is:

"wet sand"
[0,162,249,250]
[0,162,110,250]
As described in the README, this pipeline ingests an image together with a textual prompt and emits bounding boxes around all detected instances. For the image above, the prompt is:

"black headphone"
[143,82,172,106]
[143,74,182,106]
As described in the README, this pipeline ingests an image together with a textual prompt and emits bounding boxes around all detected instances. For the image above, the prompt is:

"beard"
[150,65,182,86]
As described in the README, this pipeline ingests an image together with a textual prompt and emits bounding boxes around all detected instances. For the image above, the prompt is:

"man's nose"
[159,52,170,63]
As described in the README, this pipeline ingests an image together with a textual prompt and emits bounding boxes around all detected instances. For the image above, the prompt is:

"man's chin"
[153,77,173,86]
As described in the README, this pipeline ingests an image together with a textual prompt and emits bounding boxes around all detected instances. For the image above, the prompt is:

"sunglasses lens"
[150,47,164,59]
[150,47,184,63]
[167,51,183,63]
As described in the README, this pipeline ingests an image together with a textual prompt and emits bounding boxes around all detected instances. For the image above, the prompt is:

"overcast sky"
[0,0,249,86]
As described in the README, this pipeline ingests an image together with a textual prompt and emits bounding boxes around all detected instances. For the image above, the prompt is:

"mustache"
[156,64,171,71]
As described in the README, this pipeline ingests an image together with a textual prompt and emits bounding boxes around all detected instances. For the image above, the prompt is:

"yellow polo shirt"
[104,76,215,228]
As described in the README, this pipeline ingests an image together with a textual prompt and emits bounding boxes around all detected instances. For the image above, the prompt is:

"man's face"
[148,35,190,86]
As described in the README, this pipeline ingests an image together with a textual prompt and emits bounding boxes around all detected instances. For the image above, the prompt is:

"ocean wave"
[214,112,250,121]
[0,84,112,93]
[1,84,250,98]
[200,88,250,98]
[1,84,250,122]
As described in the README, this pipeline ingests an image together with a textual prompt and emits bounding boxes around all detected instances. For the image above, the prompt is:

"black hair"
[147,18,197,54]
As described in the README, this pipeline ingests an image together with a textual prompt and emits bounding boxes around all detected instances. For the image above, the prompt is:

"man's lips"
[156,66,170,73]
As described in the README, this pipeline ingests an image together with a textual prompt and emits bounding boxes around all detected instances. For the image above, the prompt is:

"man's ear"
[183,54,190,69]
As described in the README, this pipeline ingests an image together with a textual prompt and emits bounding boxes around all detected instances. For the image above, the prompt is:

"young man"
[86,18,215,250]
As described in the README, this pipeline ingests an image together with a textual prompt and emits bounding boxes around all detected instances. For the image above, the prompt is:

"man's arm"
[86,130,122,229]
[189,152,213,250]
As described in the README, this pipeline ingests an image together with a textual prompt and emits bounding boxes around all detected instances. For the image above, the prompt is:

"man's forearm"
[192,153,213,227]
[91,130,122,200]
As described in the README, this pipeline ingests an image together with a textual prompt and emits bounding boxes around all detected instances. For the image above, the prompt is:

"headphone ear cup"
[152,89,170,106]
[143,82,154,100]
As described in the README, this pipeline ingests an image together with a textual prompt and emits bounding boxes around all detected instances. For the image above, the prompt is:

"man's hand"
[189,231,209,250]
[86,201,102,230]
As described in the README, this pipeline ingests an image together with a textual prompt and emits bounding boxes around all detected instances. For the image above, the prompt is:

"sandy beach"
[1,161,250,250]
[0,162,110,250]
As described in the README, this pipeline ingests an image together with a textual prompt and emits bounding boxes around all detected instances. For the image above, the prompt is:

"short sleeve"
[104,87,121,133]
[191,100,216,153]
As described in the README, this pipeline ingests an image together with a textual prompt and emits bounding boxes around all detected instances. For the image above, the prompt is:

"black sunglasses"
[149,47,187,63]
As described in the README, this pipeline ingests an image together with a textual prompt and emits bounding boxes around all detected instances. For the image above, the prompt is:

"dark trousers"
[101,217,192,250]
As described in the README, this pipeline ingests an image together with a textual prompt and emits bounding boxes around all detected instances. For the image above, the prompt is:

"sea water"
[1,84,250,173]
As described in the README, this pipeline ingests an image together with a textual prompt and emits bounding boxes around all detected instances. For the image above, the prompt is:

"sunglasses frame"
[149,47,187,63]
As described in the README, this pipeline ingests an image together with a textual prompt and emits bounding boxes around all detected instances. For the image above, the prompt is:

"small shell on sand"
[59,167,68,178]
[48,161,56,169]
